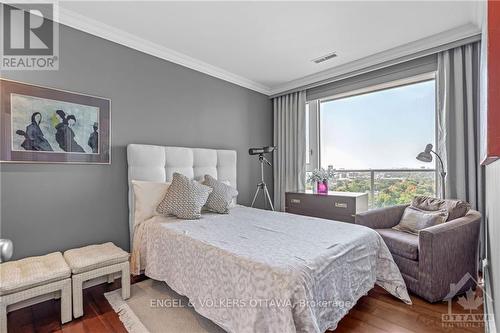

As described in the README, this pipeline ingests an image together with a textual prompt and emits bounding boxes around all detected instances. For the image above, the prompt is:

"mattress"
[141,206,410,333]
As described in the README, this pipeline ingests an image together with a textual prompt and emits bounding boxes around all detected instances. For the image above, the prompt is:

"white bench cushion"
[63,242,129,274]
[0,252,70,296]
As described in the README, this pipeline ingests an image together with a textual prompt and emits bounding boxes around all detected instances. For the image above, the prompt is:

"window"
[310,76,437,208]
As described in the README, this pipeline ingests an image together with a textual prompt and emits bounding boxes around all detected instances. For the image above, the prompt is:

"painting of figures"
[11,94,100,154]
[1,79,110,164]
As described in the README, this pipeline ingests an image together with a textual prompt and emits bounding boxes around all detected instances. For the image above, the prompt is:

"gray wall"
[0,24,273,260]
[485,160,500,330]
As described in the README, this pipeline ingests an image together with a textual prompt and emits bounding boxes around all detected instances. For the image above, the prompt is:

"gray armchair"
[355,203,481,302]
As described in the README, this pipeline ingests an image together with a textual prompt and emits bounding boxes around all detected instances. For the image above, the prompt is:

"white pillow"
[221,180,238,208]
[132,180,171,225]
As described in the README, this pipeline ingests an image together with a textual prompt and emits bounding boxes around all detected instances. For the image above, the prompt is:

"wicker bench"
[63,242,130,318]
[0,252,72,332]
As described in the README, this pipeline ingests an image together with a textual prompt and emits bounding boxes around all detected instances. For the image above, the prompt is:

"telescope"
[248,146,276,156]
[249,146,276,211]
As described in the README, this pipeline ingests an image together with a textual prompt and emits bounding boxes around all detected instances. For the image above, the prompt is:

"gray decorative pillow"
[393,206,449,235]
[202,175,238,213]
[411,196,470,221]
[157,173,212,219]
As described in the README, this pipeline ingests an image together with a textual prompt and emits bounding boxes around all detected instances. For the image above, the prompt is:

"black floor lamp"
[416,144,446,199]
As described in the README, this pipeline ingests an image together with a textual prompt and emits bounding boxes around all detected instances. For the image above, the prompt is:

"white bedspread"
[142,206,411,333]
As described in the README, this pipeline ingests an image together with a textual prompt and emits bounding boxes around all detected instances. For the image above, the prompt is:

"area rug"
[104,279,226,333]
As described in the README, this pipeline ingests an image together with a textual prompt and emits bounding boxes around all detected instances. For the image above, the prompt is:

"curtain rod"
[270,33,481,99]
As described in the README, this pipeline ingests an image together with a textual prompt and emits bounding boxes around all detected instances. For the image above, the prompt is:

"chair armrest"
[355,204,408,229]
[418,210,481,302]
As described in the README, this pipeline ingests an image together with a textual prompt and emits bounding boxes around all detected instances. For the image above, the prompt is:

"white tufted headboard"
[127,144,237,246]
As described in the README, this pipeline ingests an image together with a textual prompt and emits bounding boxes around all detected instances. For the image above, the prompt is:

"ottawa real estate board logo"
[1,2,59,70]
[442,272,493,329]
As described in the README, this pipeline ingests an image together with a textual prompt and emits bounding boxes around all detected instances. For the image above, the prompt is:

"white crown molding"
[57,7,272,95]
[56,7,480,98]
[268,23,482,96]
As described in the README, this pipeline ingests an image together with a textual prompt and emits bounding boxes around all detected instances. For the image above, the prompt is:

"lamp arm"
[430,150,446,176]
[430,150,447,198]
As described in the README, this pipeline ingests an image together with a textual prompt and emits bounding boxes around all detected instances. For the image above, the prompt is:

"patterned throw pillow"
[157,173,212,219]
[393,206,449,235]
[202,175,238,213]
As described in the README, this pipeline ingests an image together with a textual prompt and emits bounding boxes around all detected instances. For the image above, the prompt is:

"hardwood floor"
[7,276,485,333]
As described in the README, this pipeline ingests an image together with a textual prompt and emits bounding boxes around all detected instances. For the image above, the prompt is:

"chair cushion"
[64,242,129,274]
[376,229,419,260]
[0,252,70,296]
[411,196,471,221]
[391,253,419,279]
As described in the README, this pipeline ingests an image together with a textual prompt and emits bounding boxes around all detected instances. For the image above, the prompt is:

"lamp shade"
[0,239,13,262]
[416,144,434,163]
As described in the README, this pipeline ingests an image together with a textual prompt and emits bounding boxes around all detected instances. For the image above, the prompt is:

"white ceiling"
[58,1,482,95]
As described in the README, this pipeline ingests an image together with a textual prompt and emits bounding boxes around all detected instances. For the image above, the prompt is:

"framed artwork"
[481,1,500,165]
[0,79,111,164]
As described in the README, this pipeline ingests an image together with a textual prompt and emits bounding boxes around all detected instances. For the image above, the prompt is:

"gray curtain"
[273,91,306,211]
[437,42,485,264]
[437,42,483,212]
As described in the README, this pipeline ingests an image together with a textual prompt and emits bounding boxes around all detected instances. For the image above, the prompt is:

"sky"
[320,80,436,170]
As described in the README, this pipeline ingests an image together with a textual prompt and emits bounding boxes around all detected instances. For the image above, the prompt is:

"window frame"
[318,72,436,105]
[306,100,319,172]
[307,72,439,199]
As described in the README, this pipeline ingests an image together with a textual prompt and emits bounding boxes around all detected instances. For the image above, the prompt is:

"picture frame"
[0,79,111,164]
[481,1,500,165]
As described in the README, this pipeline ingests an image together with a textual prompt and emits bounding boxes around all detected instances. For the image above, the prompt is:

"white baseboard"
[483,260,497,333]
[487,316,497,333]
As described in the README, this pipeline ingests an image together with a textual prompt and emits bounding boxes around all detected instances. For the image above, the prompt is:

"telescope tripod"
[250,154,274,211]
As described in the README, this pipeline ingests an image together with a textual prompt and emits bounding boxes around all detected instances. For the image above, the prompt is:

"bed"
[127,144,411,333]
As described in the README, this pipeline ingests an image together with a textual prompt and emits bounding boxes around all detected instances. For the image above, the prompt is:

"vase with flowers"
[307,166,335,194]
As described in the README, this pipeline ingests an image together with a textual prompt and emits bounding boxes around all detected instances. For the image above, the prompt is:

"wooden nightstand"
[285,190,368,223]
